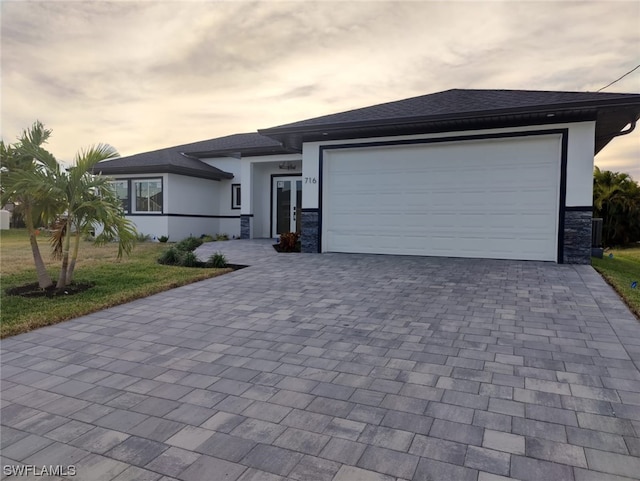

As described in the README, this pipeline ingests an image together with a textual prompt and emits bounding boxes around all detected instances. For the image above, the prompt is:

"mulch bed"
[225,264,249,271]
[5,282,95,298]
[272,244,301,253]
[7,265,248,299]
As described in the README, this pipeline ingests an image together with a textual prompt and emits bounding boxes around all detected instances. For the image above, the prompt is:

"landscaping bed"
[5,281,95,298]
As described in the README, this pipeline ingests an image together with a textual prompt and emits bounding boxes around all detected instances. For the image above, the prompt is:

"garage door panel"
[323,135,560,261]
[327,234,551,260]
[332,210,555,230]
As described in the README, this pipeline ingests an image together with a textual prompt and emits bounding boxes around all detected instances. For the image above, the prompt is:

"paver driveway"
[2,240,640,481]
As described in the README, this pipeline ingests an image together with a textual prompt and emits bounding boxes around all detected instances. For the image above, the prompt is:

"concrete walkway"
[2,240,640,480]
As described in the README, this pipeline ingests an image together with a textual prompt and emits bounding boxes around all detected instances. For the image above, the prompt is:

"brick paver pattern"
[2,239,640,480]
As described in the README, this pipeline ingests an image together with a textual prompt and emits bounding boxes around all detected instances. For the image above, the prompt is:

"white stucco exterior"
[111,171,239,241]
[110,153,307,241]
[107,119,599,261]
[166,174,218,216]
[131,216,170,240]
[302,121,597,210]
[565,122,596,207]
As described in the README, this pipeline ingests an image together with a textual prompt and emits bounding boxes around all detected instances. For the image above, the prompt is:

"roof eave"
[261,110,598,150]
[260,98,640,137]
[186,145,300,159]
[594,106,640,154]
[93,164,234,181]
[261,100,640,155]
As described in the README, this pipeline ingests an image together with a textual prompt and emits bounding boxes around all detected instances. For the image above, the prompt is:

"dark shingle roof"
[93,133,291,180]
[259,89,640,153]
[181,133,295,158]
[94,89,640,178]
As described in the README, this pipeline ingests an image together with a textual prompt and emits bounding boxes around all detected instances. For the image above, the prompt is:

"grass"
[0,229,231,338]
[592,247,640,319]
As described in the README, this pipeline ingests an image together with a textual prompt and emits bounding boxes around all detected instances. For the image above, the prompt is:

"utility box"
[0,210,10,230]
[591,217,603,258]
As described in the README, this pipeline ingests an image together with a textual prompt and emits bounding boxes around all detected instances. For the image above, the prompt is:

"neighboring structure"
[0,209,10,230]
[95,89,640,263]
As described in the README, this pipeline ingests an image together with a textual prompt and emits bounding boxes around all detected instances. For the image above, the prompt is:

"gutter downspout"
[596,118,637,141]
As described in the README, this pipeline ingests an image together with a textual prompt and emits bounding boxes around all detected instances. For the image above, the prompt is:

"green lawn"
[592,247,640,319]
[1,229,231,338]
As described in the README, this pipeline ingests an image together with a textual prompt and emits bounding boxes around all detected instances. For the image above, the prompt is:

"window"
[133,179,163,213]
[110,180,129,213]
[231,184,241,209]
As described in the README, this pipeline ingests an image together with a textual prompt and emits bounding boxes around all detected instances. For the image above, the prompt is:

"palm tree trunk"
[66,228,81,284]
[24,205,53,289]
[56,218,72,288]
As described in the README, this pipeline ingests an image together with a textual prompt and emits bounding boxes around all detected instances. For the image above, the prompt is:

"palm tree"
[49,144,137,287]
[593,167,640,246]
[0,122,61,288]
[3,121,138,289]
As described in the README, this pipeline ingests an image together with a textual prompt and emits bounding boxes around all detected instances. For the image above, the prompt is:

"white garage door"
[322,135,561,261]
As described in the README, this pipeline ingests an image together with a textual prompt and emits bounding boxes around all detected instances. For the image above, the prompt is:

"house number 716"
[305,177,317,184]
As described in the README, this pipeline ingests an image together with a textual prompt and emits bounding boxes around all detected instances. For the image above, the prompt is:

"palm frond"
[48,218,66,260]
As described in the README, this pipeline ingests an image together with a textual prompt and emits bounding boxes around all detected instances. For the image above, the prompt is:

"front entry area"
[272,175,302,237]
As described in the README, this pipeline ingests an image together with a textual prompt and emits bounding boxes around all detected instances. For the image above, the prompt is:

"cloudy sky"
[2,1,639,178]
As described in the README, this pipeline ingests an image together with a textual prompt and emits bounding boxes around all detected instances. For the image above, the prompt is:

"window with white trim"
[133,179,163,213]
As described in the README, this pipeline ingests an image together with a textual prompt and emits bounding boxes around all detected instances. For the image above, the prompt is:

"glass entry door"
[273,176,302,236]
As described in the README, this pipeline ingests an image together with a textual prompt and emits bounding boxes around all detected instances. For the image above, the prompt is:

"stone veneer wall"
[300,210,319,253]
[563,210,592,264]
[240,215,251,240]
[300,208,592,263]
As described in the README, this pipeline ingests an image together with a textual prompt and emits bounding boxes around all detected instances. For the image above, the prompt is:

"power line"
[597,63,640,92]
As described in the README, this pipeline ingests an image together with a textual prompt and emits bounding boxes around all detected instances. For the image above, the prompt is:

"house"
[95,88,640,264]
[93,133,298,241]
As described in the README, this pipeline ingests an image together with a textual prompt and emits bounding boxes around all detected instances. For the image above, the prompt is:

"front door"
[272,176,302,236]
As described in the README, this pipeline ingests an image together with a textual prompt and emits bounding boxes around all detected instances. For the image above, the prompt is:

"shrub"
[158,247,182,265]
[175,236,203,252]
[216,233,229,241]
[136,232,151,242]
[279,232,300,252]
[594,168,640,246]
[180,251,199,267]
[200,234,214,242]
[207,252,227,268]
[158,235,169,243]
[158,235,221,268]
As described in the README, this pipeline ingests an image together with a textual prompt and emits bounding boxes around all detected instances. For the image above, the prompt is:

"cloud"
[1,0,638,178]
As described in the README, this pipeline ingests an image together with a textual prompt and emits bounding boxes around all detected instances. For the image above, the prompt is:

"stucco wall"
[164,173,237,239]
[165,173,219,215]
[167,216,218,241]
[130,216,169,240]
[200,157,243,219]
[109,172,238,241]
[565,122,596,207]
[302,121,597,210]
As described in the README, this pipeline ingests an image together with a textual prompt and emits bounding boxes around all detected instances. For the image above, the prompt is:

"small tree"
[0,122,62,288]
[48,145,137,287]
[2,121,137,289]
[593,167,640,246]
